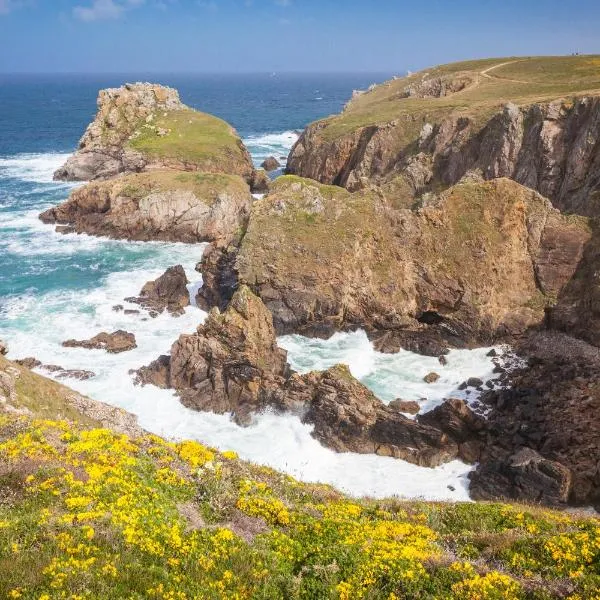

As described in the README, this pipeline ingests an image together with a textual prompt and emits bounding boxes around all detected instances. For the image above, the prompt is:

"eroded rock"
[127,265,190,316]
[63,330,137,354]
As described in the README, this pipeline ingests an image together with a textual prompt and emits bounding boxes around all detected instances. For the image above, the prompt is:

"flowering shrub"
[1,415,599,599]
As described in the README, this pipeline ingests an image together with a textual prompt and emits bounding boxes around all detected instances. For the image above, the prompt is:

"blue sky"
[0,0,599,73]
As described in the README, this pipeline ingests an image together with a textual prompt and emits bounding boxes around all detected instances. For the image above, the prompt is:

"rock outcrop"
[126,265,190,316]
[287,57,600,216]
[261,156,281,172]
[138,287,476,466]
[205,176,589,348]
[470,331,600,507]
[40,171,253,244]
[54,83,254,184]
[63,330,137,354]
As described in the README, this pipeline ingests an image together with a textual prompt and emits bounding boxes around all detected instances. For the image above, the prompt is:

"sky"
[0,0,599,73]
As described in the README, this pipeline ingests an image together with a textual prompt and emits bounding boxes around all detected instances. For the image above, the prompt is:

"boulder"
[63,330,137,354]
[0,340,7,356]
[388,399,420,414]
[423,372,440,384]
[261,156,281,172]
[127,265,190,316]
[470,448,572,505]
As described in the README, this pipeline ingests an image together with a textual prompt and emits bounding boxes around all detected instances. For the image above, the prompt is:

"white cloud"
[73,0,146,22]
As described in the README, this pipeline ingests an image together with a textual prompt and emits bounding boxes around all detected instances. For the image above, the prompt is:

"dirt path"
[480,60,531,84]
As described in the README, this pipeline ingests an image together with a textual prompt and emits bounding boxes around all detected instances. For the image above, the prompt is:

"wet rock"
[471,447,572,505]
[0,340,8,356]
[301,366,458,467]
[127,265,190,316]
[261,156,281,172]
[63,330,137,354]
[369,329,450,357]
[113,304,124,312]
[42,365,96,381]
[388,399,420,414]
[423,372,440,384]
[466,377,484,388]
[438,355,448,366]
[487,349,498,357]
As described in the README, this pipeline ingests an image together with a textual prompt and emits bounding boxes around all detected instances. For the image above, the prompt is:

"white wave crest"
[243,130,300,166]
[0,152,72,184]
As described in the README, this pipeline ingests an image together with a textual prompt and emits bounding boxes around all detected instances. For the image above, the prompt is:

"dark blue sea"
[0,73,495,499]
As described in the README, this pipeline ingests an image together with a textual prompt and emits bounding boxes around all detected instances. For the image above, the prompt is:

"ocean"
[0,73,499,500]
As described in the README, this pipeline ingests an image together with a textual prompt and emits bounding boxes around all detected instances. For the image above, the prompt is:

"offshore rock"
[63,330,137,354]
[128,265,190,316]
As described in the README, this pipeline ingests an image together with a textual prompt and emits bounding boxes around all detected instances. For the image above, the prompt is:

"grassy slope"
[127,109,251,174]
[317,55,600,142]
[1,406,600,599]
[107,170,250,206]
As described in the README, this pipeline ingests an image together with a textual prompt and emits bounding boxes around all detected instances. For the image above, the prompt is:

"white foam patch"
[0,153,73,184]
[243,130,299,167]
[279,330,502,413]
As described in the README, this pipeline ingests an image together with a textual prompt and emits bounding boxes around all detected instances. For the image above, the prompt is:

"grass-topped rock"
[288,55,600,216]
[227,175,590,344]
[40,170,253,244]
[54,82,254,184]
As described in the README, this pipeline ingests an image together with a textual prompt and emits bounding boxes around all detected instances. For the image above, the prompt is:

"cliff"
[40,171,253,244]
[53,82,254,184]
[200,175,590,349]
[287,56,600,217]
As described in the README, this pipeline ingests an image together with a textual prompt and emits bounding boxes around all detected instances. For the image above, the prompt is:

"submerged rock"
[261,156,281,172]
[127,265,190,316]
[63,330,137,354]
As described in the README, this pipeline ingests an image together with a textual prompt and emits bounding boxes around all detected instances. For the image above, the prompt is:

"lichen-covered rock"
[226,176,589,347]
[40,171,253,244]
[127,265,190,316]
[54,83,254,184]
[63,330,137,354]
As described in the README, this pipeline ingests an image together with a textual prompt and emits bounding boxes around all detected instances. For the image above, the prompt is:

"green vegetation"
[315,55,600,142]
[111,171,250,206]
[127,109,251,175]
[1,409,600,599]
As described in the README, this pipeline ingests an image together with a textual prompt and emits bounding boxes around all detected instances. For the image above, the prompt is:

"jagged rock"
[250,170,270,194]
[136,286,289,423]
[418,398,485,462]
[423,372,440,384]
[261,156,281,172]
[53,83,254,184]
[40,171,253,245]
[470,448,572,505]
[195,243,239,312]
[388,399,420,414]
[300,365,458,467]
[14,357,42,369]
[369,329,450,357]
[63,330,137,354]
[42,365,96,381]
[0,340,8,356]
[127,265,190,316]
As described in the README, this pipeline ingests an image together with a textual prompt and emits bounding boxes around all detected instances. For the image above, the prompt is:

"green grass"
[313,55,600,142]
[127,109,252,176]
[108,170,250,206]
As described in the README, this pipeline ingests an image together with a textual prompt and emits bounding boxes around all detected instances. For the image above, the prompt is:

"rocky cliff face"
[54,83,254,184]
[40,171,253,244]
[288,59,600,217]
[205,176,589,349]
